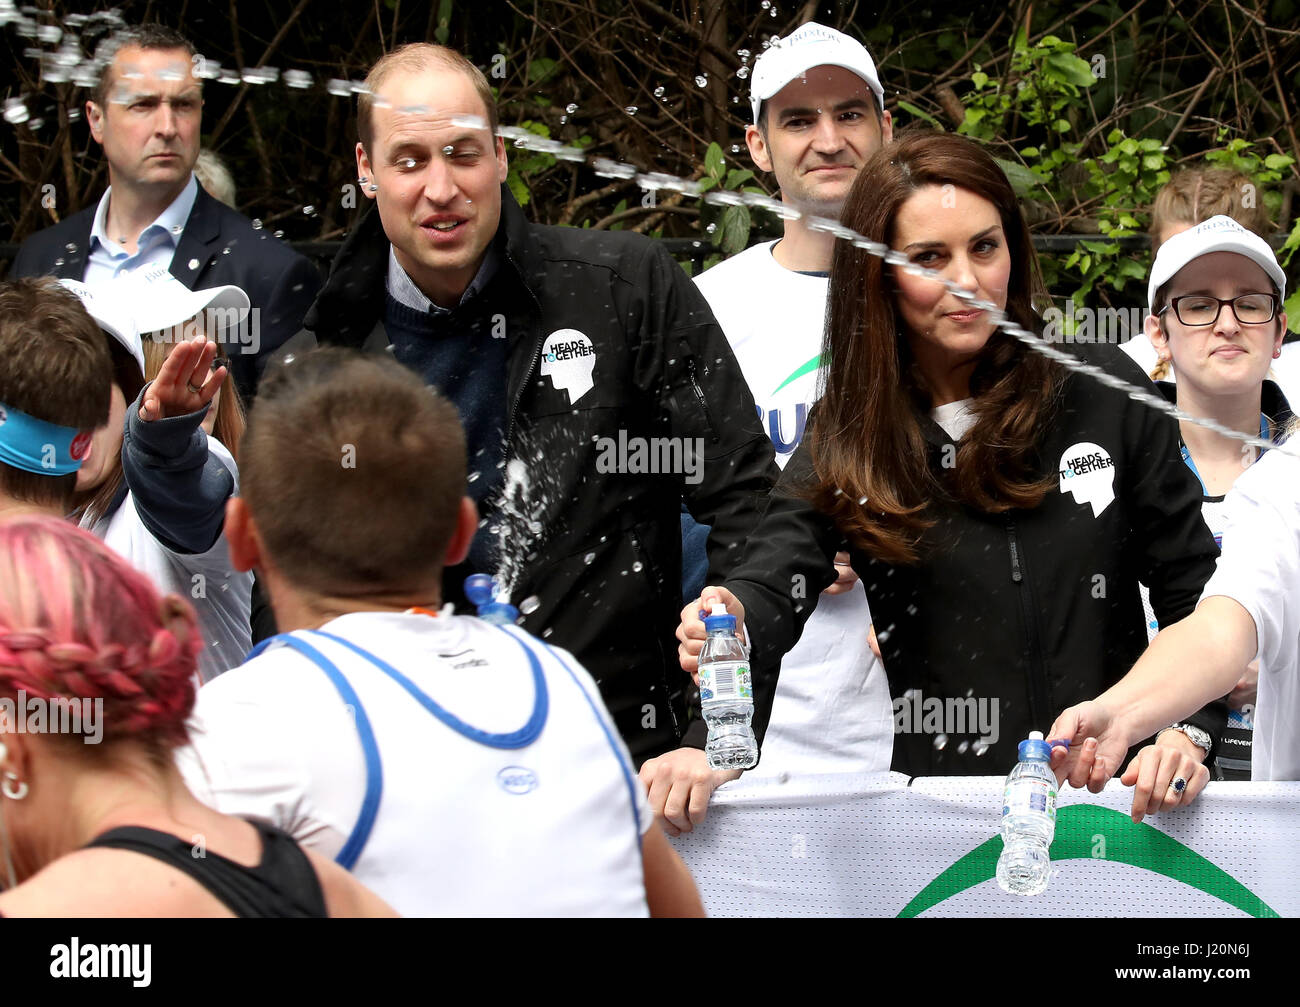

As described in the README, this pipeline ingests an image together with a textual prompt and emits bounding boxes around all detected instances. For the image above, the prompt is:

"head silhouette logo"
[1058,441,1116,517]
[540,329,596,405]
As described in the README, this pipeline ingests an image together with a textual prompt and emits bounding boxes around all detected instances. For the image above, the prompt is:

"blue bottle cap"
[477,601,520,626]
[703,606,736,634]
[1018,731,1052,761]
[464,573,496,607]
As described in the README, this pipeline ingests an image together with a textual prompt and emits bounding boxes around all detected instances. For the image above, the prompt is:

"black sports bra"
[84,818,328,918]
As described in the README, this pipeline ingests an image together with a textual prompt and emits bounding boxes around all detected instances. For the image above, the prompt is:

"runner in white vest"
[175,349,702,917]
[689,23,896,777]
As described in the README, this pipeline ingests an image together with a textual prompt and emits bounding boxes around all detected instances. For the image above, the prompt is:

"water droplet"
[736,66,750,79]
[737,49,751,59]
[171,224,184,236]
[443,144,454,155]
[705,222,717,234]
[957,740,970,754]
[770,6,778,15]
[654,86,665,98]
[284,69,313,89]
[934,733,949,750]
[583,552,596,565]
[695,75,708,88]
[632,561,643,572]
[730,144,741,153]
[857,495,868,505]
[273,229,284,238]
[559,115,567,124]
[64,242,76,253]
[222,247,231,255]
[251,218,263,230]
[3,98,30,125]
[542,627,554,638]
[54,257,64,267]
[519,595,541,615]
[565,103,578,114]
[761,0,770,7]
[624,105,638,115]
[303,205,316,215]
[973,741,990,757]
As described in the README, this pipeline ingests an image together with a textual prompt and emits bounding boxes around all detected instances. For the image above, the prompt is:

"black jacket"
[7,184,321,398]
[723,343,1225,774]
[304,187,780,763]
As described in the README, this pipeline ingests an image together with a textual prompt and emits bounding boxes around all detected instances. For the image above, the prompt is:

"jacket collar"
[1155,378,1294,436]
[307,183,542,342]
[169,185,224,284]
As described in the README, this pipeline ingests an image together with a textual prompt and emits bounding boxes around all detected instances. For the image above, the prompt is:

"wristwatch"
[1160,722,1213,757]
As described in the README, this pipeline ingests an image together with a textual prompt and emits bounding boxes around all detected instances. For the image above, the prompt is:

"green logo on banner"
[898,805,1278,918]
[772,354,822,395]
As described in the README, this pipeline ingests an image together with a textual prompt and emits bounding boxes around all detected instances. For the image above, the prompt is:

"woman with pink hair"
[0,516,394,917]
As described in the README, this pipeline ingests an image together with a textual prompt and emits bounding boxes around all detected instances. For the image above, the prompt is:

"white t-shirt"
[84,438,252,684]
[931,399,978,441]
[1197,446,1300,781]
[176,611,651,917]
[696,240,893,776]
[1121,334,1300,405]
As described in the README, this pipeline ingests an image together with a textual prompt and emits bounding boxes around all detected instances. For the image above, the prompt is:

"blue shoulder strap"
[245,632,383,871]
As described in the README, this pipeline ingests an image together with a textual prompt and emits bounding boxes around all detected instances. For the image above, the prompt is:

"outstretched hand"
[1047,700,1131,793]
[139,335,226,422]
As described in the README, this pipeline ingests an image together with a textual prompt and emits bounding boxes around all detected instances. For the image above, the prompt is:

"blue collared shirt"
[84,174,199,284]
[385,243,498,316]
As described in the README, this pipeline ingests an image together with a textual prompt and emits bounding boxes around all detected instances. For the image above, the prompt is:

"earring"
[358,175,368,184]
[1275,349,1282,359]
[367,184,379,192]
[2,772,27,801]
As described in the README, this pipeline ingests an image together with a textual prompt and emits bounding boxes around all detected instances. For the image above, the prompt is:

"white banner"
[671,773,1300,917]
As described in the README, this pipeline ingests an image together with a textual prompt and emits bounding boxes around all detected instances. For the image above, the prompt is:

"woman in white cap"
[61,270,254,683]
[1056,216,1294,815]
[1138,217,1292,782]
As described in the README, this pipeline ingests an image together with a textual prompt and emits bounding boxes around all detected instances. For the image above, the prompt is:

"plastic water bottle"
[464,574,520,626]
[996,731,1057,896]
[698,604,758,770]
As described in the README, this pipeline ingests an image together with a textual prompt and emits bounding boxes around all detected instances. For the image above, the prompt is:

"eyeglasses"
[1159,293,1278,327]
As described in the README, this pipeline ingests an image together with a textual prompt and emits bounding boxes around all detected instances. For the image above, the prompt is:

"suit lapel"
[169,186,221,288]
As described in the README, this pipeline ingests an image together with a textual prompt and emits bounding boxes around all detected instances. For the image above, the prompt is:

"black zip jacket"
[302,187,780,764]
[722,343,1225,774]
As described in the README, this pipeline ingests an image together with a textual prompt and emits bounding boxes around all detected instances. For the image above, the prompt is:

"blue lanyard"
[1180,414,1270,495]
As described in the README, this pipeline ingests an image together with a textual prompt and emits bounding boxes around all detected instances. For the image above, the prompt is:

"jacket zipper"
[686,357,719,443]
[502,245,545,449]
[1006,518,1049,728]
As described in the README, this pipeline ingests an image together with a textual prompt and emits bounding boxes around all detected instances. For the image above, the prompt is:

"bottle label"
[1002,777,1057,820]
[699,660,752,703]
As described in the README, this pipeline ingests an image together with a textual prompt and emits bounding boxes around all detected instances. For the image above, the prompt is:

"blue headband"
[0,401,90,476]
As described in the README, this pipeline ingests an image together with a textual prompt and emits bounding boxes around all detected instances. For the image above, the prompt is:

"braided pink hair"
[0,516,201,747]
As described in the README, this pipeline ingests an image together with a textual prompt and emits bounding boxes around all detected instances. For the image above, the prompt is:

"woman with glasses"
[1123,215,1293,799]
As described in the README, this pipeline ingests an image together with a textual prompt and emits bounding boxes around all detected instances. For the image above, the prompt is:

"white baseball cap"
[58,278,145,380]
[124,263,250,339]
[1148,214,1286,310]
[749,22,885,125]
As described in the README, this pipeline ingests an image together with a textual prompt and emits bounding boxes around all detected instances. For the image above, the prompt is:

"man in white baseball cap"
[675,23,896,788]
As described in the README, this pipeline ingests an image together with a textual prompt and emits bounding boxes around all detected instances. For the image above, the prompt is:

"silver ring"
[186,381,203,394]
[1169,776,1188,794]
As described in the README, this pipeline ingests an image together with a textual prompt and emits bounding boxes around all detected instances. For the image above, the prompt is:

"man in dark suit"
[7,23,320,398]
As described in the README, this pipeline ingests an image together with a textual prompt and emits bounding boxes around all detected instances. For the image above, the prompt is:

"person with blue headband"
[0,278,113,521]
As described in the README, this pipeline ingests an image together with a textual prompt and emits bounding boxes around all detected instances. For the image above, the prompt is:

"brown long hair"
[142,335,246,462]
[804,129,1063,564]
